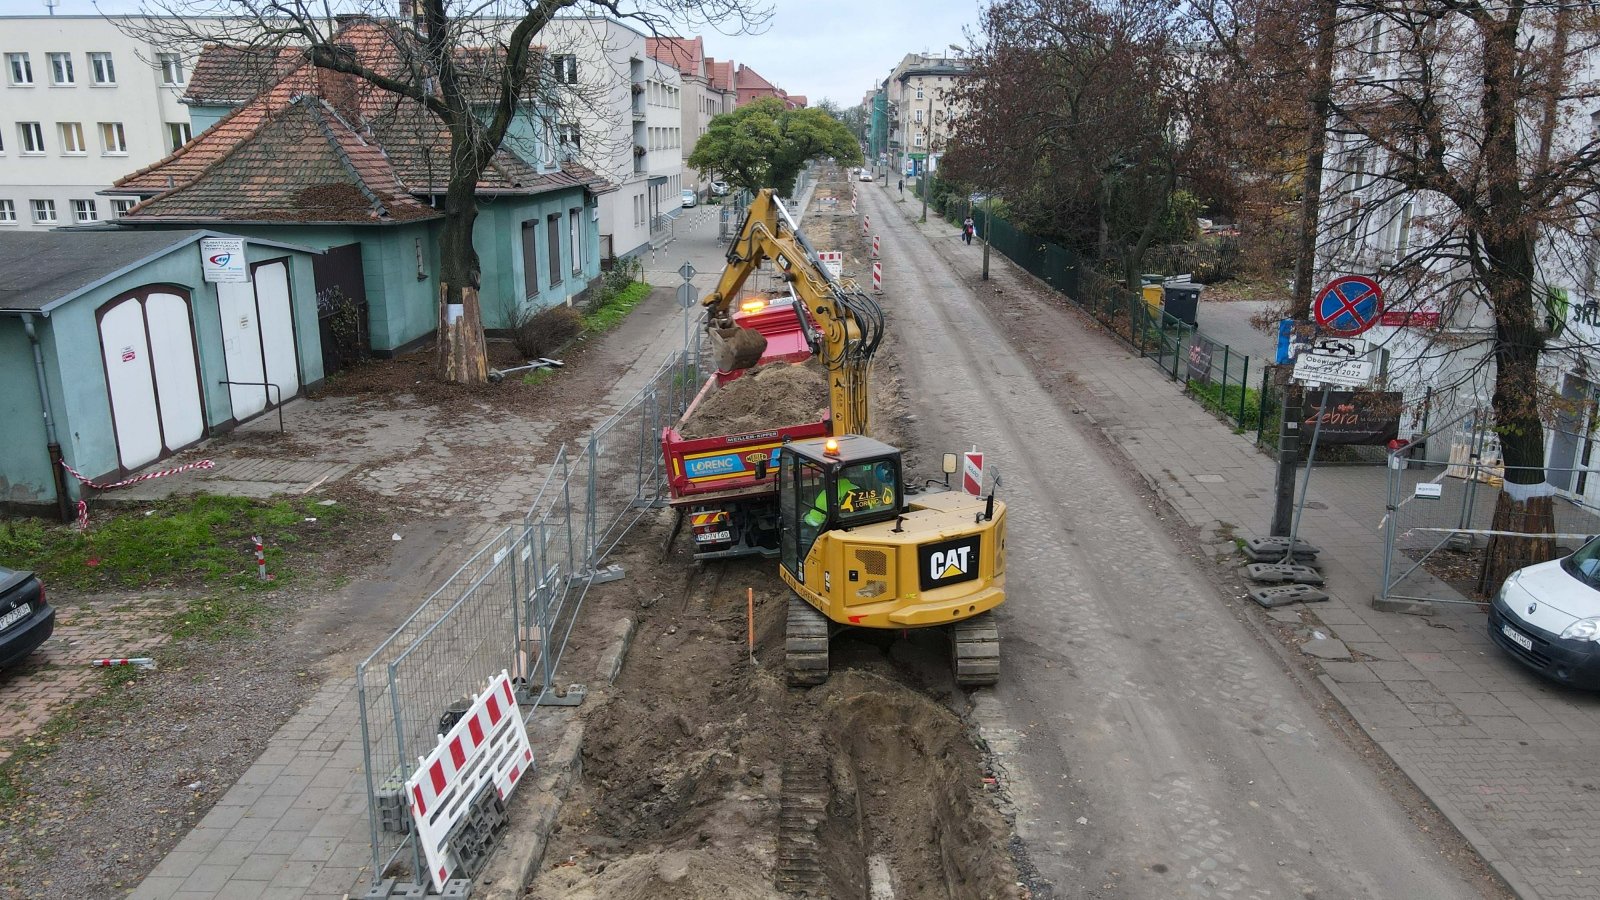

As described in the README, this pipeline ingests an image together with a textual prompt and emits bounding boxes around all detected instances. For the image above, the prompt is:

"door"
[1550,374,1594,494]
[312,242,368,375]
[218,258,301,421]
[779,454,827,580]
[97,286,205,471]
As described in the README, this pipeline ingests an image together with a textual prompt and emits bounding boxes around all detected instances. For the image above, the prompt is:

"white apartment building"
[647,36,736,196]
[886,53,968,178]
[0,16,208,230]
[543,16,685,260]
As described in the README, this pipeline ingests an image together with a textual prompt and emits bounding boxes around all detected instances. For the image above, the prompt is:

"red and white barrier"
[871,235,880,259]
[872,261,882,294]
[862,215,870,235]
[407,671,534,891]
[252,535,273,581]
[60,458,215,530]
[963,449,985,496]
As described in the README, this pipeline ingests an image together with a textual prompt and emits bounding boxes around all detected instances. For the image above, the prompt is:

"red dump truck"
[662,294,829,559]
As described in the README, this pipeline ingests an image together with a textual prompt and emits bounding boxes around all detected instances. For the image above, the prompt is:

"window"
[557,123,580,150]
[59,122,85,154]
[31,199,56,223]
[0,200,14,223]
[569,208,581,274]
[7,53,32,85]
[520,220,540,298]
[167,121,191,151]
[913,132,924,148]
[72,199,97,223]
[915,86,924,100]
[1395,199,1414,256]
[552,54,577,84]
[100,122,127,154]
[19,122,44,154]
[834,459,900,525]
[914,109,923,123]
[89,52,115,85]
[48,52,73,85]
[111,198,136,217]
[158,52,184,86]
[546,213,562,287]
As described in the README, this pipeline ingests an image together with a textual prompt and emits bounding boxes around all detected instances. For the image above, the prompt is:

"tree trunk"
[435,168,489,384]
[1476,16,1554,594]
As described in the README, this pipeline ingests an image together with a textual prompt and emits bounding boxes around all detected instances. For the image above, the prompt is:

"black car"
[0,565,54,669]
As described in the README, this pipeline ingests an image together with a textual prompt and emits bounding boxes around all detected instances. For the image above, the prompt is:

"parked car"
[0,565,54,669]
[709,180,730,197]
[1490,536,1600,688]
[858,168,874,182]
[681,189,698,208]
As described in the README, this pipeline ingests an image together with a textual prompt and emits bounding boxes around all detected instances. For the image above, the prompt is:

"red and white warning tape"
[92,657,157,670]
[60,458,215,530]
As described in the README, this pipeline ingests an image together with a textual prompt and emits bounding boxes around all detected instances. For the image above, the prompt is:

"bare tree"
[1306,1,1600,588]
[121,0,767,384]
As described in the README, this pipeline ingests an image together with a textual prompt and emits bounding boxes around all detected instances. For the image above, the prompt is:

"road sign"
[677,262,696,281]
[1313,275,1384,336]
[962,450,984,496]
[676,282,696,308]
[817,251,843,279]
[1308,336,1367,359]
[1292,353,1373,387]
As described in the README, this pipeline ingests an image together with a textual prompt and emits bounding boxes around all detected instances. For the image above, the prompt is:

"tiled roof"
[736,64,776,92]
[126,96,439,224]
[183,45,302,105]
[788,94,808,108]
[706,58,733,92]
[114,21,613,216]
[646,36,703,76]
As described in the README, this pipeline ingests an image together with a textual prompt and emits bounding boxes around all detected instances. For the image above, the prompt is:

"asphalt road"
[861,187,1485,899]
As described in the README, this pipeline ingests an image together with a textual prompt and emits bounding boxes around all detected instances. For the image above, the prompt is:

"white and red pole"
[93,657,156,670]
[862,214,870,235]
[871,235,880,259]
[253,535,273,581]
[872,261,882,294]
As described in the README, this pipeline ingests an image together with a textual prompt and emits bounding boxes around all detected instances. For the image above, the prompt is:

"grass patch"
[167,594,277,643]
[584,280,652,333]
[521,368,557,387]
[0,494,350,591]
[1187,378,1266,430]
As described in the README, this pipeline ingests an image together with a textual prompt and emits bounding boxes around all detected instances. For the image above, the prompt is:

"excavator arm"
[702,189,885,436]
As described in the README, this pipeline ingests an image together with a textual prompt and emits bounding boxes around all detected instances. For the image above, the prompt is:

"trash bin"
[1141,283,1164,318]
[1162,283,1202,327]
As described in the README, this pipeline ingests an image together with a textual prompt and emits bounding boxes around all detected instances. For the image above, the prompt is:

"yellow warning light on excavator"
[740,299,766,313]
[824,438,840,456]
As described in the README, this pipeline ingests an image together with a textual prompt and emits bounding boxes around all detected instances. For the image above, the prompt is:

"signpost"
[677,262,696,354]
[199,237,247,283]
[816,251,843,279]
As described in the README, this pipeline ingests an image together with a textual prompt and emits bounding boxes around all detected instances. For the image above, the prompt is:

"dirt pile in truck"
[677,360,828,439]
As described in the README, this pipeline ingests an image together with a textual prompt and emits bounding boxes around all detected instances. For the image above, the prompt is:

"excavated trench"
[523,167,1019,900]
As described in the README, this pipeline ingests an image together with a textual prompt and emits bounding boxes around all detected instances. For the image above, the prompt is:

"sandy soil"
[678,361,829,439]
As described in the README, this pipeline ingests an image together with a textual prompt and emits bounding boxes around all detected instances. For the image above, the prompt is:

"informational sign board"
[1186,337,1216,384]
[816,251,843,279]
[1293,353,1373,387]
[1307,336,1367,359]
[1313,275,1384,336]
[1299,390,1403,445]
[1414,482,1443,500]
[199,237,248,283]
[1380,309,1441,328]
[962,450,984,496]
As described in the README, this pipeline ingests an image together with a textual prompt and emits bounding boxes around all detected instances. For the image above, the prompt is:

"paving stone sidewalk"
[903,196,1600,900]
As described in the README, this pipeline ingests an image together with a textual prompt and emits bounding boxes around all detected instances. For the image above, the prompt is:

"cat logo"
[918,535,982,591]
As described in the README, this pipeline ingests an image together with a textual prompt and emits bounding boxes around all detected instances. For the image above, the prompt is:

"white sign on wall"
[199,237,248,283]
[1292,353,1373,388]
[817,251,843,279]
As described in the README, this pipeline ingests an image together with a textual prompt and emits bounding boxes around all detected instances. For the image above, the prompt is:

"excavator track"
[951,612,1001,686]
[776,751,831,895]
[785,597,830,686]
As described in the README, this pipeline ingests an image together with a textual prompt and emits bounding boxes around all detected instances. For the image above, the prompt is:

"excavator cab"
[776,435,904,580]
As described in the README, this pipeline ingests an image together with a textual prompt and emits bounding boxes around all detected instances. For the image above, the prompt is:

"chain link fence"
[356,343,701,889]
[1380,409,1600,606]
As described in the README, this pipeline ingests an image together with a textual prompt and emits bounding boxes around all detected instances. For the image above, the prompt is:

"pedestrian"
[897,179,904,196]
[962,215,975,245]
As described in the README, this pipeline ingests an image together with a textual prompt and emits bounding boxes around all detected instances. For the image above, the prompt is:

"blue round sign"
[1313,275,1384,336]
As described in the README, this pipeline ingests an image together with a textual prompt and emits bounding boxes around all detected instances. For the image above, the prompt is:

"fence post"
[1256,368,1271,445]
[585,436,599,569]
[1170,323,1182,382]
[1239,356,1250,426]
[1221,344,1230,394]
[1380,449,1399,602]
[387,662,425,884]
[509,527,521,687]
[357,672,383,884]
[537,521,555,697]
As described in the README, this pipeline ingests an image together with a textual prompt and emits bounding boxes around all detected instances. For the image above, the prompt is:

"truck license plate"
[695,530,732,544]
[1502,623,1534,652]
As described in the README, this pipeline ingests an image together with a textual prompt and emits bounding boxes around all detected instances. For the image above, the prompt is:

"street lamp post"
[919,90,932,223]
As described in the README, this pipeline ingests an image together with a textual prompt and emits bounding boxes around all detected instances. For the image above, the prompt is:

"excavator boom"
[702,189,884,437]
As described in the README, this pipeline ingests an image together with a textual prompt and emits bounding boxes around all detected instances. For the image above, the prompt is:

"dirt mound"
[527,849,781,900]
[678,361,827,438]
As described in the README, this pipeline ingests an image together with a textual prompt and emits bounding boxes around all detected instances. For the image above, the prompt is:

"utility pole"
[1271,0,1338,536]
[919,90,933,223]
[981,200,991,280]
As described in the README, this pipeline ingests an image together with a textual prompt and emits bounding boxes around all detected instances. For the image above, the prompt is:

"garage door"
[97,287,205,471]
[218,258,301,421]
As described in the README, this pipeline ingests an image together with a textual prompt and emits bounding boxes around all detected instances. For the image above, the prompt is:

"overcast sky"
[0,0,981,107]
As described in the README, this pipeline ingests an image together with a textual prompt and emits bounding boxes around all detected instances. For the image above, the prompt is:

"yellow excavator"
[704,188,1006,687]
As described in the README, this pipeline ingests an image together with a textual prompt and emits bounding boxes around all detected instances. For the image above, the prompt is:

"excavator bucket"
[710,324,769,371]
